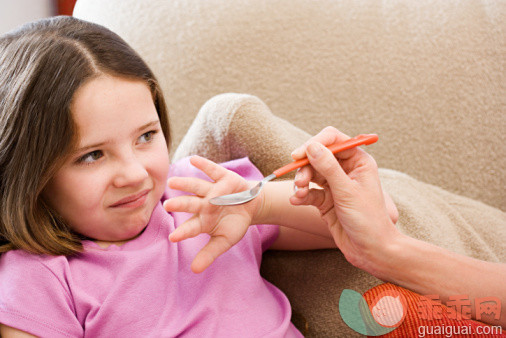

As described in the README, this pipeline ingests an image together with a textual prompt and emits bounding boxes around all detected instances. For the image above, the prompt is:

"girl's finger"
[167,176,213,197]
[168,215,202,242]
[163,195,202,214]
[190,235,232,273]
[189,155,231,182]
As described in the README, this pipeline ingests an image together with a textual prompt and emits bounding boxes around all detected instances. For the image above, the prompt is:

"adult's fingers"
[291,126,356,161]
[289,186,341,242]
[290,186,332,215]
[305,142,352,199]
[294,165,328,188]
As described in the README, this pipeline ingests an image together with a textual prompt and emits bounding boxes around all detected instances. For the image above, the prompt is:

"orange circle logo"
[369,289,408,328]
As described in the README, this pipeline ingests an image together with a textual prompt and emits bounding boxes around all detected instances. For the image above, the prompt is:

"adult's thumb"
[306,142,351,194]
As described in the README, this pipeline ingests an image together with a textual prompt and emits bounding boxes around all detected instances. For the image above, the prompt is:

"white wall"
[0,0,54,35]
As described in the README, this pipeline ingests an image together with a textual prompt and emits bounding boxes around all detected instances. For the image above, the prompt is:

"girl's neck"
[93,226,147,249]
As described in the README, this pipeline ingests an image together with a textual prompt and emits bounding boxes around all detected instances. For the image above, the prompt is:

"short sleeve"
[0,250,83,337]
[253,223,279,252]
[166,156,279,251]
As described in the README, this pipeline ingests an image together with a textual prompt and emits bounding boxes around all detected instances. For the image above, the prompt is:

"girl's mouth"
[110,189,150,208]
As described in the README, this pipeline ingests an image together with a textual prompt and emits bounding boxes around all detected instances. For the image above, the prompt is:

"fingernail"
[291,147,301,157]
[294,169,302,181]
[293,182,299,193]
[307,142,322,158]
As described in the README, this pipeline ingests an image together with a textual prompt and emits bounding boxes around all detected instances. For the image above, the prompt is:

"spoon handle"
[272,134,378,178]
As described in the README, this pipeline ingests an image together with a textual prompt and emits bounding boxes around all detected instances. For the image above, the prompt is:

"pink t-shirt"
[0,157,302,337]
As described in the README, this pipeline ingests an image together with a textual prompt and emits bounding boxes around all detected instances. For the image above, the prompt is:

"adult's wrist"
[369,230,443,292]
[365,228,412,282]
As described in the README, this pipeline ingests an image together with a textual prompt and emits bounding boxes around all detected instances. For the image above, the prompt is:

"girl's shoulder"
[0,250,82,337]
[0,248,68,265]
[0,249,71,287]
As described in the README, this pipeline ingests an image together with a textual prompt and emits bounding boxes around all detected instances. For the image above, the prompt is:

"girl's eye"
[138,130,158,144]
[77,150,103,165]
[75,130,159,165]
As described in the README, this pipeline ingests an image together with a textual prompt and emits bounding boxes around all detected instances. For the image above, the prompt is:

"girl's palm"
[163,156,261,273]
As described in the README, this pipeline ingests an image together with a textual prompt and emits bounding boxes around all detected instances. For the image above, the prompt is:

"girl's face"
[43,75,170,247]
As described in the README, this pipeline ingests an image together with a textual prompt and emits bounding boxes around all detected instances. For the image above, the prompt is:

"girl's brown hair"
[0,16,171,256]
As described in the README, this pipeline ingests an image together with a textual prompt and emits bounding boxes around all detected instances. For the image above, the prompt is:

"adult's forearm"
[374,234,506,328]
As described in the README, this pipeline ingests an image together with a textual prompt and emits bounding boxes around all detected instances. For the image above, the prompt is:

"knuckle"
[189,223,200,237]
[308,189,325,208]
[188,180,197,192]
[181,197,189,210]
[302,165,313,177]
[302,140,311,150]
[322,126,336,134]
[196,181,207,195]
[390,207,399,224]
[209,166,220,178]
[319,157,337,174]
[365,152,378,170]
[311,171,326,185]
[231,172,244,184]
[320,205,334,219]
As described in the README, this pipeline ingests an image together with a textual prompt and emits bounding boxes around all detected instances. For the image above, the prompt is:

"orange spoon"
[209,134,378,205]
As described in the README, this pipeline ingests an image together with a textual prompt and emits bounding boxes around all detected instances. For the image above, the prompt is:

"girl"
[0,17,398,337]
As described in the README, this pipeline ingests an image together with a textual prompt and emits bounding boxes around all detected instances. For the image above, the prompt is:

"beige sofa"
[74,1,505,336]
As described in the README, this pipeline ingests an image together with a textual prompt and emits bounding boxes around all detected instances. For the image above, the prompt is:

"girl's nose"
[113,155,149,188]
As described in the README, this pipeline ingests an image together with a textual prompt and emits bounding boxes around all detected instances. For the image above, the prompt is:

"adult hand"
[291,128,506,329]
[289,127,400,276]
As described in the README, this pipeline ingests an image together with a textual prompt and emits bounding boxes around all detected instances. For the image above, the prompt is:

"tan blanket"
[173,93,506,336]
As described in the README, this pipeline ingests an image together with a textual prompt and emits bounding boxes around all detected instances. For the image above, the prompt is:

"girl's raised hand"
[163,156,263,274]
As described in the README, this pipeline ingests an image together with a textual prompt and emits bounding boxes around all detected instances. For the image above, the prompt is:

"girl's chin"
[94,225,148,248]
